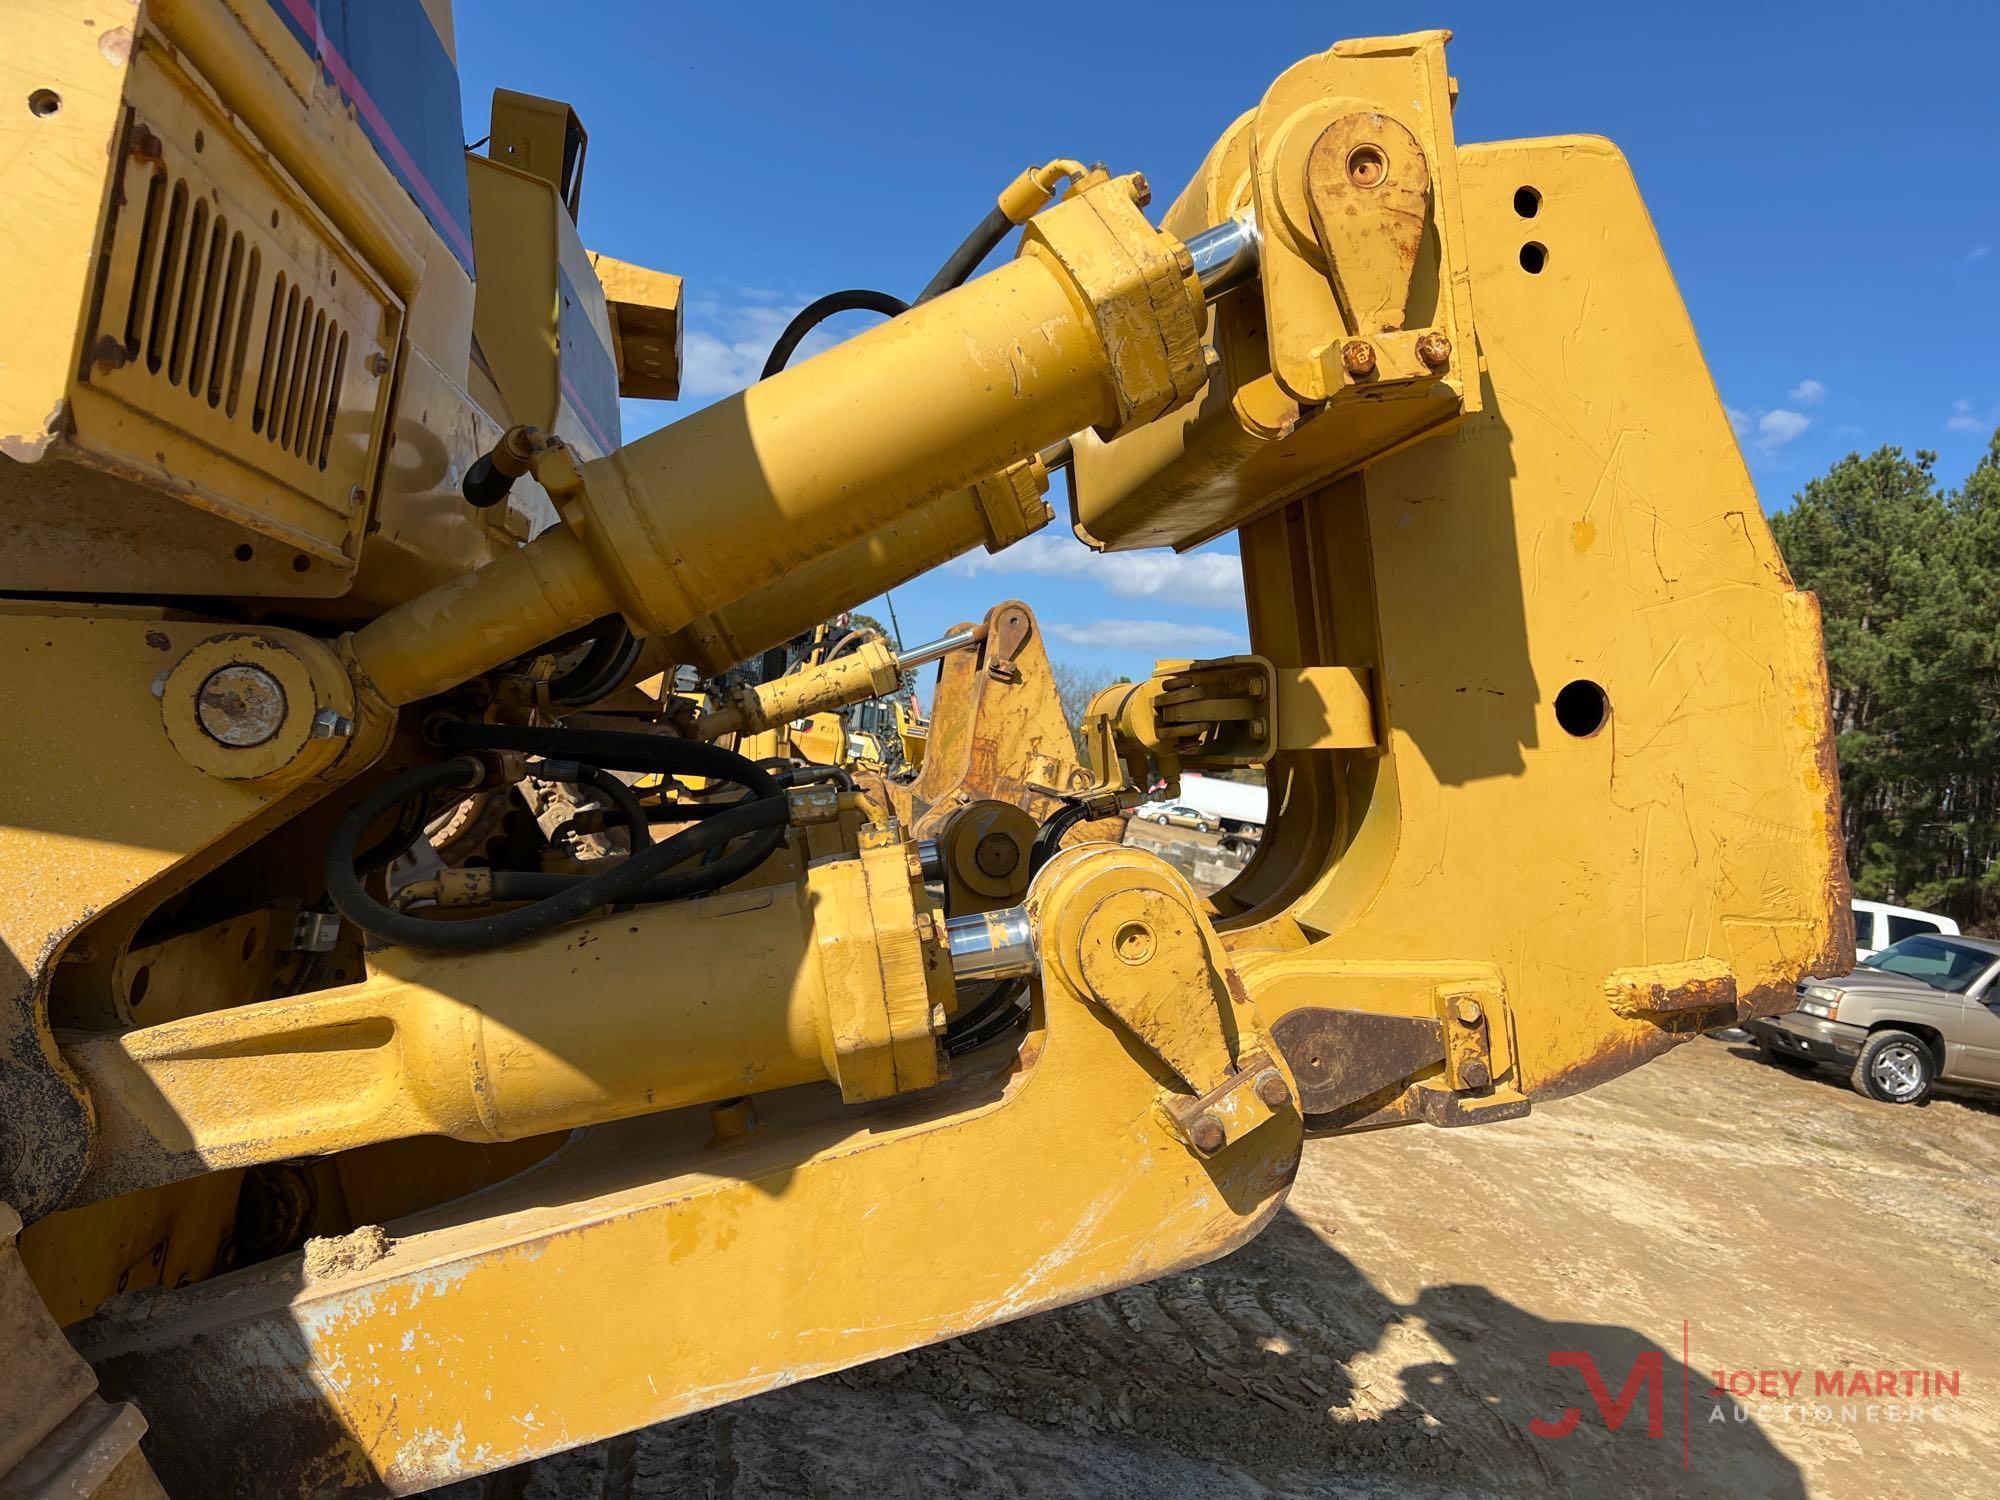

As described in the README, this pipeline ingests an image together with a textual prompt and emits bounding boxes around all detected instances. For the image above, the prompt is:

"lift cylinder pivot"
[348,175,1210,706]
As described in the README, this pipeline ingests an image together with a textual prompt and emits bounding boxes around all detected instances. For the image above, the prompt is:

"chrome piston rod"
[1186,211,1259,298]
[946,906,1037,982]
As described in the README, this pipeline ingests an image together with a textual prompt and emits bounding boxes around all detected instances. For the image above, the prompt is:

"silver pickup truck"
[1748,934,2000,1103]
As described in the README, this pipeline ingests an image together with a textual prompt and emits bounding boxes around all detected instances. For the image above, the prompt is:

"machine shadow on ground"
[458,1205,1802,1499]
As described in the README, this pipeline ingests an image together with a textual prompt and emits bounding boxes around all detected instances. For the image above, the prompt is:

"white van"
[1850,898,1959,961]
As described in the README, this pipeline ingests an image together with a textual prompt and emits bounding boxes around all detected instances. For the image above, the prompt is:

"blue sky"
[454,2,1999,682]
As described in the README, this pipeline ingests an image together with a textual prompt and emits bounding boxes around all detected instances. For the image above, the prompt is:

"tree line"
[1773,432,2000,933]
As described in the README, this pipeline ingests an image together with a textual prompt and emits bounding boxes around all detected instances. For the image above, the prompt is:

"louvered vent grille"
[115,168,349,472]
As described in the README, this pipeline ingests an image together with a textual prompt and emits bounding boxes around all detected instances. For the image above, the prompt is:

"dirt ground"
[454,1036,2000,1499]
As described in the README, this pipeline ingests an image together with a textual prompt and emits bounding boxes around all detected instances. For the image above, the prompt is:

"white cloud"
[1048,619,1247,653]
[1757,409,1812,447]
[678,290,891,400]
[1728,397,1816,455]
[1948,398,1997,435]
[956,532,1243,611]
[1970,245,1992,262]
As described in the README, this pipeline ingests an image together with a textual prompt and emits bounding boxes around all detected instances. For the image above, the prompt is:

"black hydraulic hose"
[353,788,433,875]
[331,729,788,951]
[638,796,749,821]
[326,760,788,952]
[760,202,1017,379]
[548,617,642,706]
[484,806,777,902]
[760,289,909,380]
[945,978,1031,1056]
[1028,800,1096,876]
[430,721,781,797]
[916,204,1015,304]
[533,760,653,848]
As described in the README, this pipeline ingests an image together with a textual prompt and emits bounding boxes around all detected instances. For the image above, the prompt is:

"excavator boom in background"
[0,4,1846,1494]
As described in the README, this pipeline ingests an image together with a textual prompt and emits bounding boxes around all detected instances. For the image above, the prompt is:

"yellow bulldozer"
[1,4,1848,1494]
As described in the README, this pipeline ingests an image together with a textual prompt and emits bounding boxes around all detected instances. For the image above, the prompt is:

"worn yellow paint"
[2,19,1852,1494]
[696,640,902,741]
[61,837,955,1202]
[76,846,1299,1495]
[1206,135,1849,1105]
[347,173,1208,705]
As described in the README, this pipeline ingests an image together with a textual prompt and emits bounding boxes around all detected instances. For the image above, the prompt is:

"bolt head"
[1416,332,1453,370]
[1460,1059,1492,1089]
[195,665,287,747]
[1452,996,1484,1026]
[1341,340,1377,377]
[309,708,355,739]
[1254,1069,1290,1109]
[1188,1115,1226,1154]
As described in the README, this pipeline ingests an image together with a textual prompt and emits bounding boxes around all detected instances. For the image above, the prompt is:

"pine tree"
[1773,434,2000,931]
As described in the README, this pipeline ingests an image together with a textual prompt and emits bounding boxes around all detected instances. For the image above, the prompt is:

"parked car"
[1849,898,1959,961]
[1745,934,2000,1103]
[1135,800,1219,834]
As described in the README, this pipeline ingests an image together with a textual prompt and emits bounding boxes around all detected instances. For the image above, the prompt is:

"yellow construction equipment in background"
[1,5,1847,1494]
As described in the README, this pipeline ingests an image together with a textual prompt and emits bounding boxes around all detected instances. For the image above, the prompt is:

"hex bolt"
[1341,340,1377,377]
[365,352,390,377]
[1452,996,1484,1026]
[309,708,355,739]
[195,664,287,748]
[1416,332,1453,370]
[1253,1069,1290,1108]
[1460,1058,1492,1089]
[1188,1114,1226,1154]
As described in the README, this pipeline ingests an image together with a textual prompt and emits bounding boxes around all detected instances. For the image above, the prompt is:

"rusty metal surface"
[898,600,1097,838]
[1270,1006,1446,1117]
[1304,112,1431,338]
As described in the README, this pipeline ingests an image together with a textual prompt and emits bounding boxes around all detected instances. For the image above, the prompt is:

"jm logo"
[1530,1350,1668,1440]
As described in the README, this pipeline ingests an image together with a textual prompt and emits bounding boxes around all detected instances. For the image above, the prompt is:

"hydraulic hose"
[533,759,654,848]
[431,721,781,793]
[944,978,1030,1056]
[760,199,1016,379]
[916,205,1014,304]
[548,617,643,705]
[329,728,788,951]
[760,290,909,380]
[327,765,787,952]
[1029,800,1096,875]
